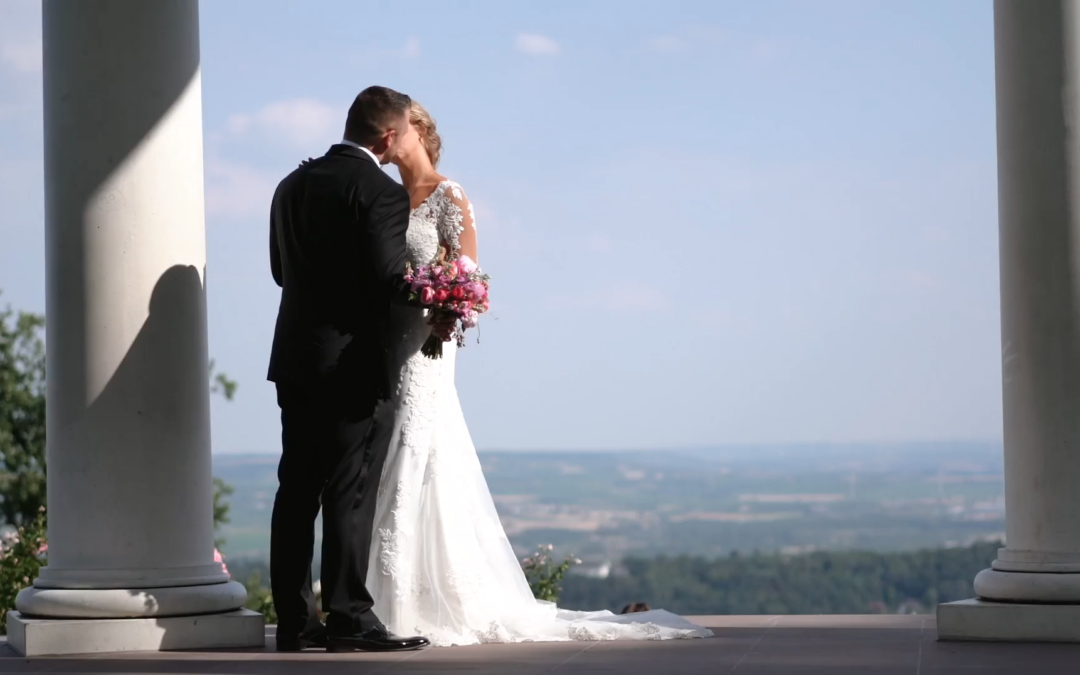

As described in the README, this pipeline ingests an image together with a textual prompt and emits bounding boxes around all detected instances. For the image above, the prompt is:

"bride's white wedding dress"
[366,180,713,646]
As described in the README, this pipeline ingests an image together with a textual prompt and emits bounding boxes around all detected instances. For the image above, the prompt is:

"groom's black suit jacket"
[267,144,412,412]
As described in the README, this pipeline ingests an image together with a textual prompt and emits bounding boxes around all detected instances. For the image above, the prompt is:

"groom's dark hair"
[344,86,412,146]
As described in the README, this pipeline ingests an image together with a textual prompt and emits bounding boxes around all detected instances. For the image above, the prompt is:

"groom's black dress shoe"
[327,625,430,652]
[276,629,329,652]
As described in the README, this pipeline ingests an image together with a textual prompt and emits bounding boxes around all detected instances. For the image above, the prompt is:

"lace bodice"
[406,180,475,265]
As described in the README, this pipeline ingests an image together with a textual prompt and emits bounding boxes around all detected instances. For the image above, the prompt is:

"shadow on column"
[40,0,205,531]
[71,264,217,586]
[43,0,204,418]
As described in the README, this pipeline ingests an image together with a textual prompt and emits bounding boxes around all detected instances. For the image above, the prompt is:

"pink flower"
[462,310,480,329]
[435,288,450,303]
[465,282,488,302]
[451,286,467,301]
[456,256,478,275]
[420,287,435,305]
[214,548,229,577]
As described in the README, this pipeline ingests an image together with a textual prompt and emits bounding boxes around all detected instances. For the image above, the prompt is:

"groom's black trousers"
[271,382,387,639]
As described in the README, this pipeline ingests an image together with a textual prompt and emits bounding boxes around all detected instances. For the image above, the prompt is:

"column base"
[16,580,248,618]
[938,599,1080,642]
[974,567,1080,602]
[6,609,266,656]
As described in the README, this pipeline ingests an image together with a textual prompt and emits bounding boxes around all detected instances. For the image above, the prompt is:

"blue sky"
[0,0,1001,452]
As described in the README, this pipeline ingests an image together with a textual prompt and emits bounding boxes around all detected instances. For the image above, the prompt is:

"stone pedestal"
[938,0,1080,642]
[7,610,266,657]
[938,600,1080,643]
[10,0,263,655]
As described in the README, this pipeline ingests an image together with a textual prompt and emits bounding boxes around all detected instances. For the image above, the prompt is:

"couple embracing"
[267,86,712,652]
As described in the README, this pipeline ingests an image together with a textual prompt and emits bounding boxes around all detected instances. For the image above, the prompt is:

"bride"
[366,100,713,646]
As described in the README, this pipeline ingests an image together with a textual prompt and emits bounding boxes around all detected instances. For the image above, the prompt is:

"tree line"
[559,542,998,615]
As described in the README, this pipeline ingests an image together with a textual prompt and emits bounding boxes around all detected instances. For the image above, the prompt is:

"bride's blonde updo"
[409,101,442,168]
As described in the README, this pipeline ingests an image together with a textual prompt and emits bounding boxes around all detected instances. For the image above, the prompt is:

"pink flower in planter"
[214,548,229,577]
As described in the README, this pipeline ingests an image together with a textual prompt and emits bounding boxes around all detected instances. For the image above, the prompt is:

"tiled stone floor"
[3,615,1080,674]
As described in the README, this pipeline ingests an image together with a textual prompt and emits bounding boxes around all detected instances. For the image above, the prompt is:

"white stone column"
[7,0,263,656]
[938,0,1080,642]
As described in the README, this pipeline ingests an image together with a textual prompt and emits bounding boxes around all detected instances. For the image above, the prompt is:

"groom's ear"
[370,128,394,156]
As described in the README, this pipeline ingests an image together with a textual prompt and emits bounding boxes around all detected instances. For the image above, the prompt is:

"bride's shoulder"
[431,178,475,239]
[433,177,468,200]
[437,179,473,218]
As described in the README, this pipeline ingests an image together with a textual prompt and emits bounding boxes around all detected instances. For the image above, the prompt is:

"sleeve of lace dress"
[441,183,478,263]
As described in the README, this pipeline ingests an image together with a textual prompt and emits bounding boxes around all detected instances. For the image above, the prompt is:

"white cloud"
[226,99,341,151]
[516,34,560,57]
[226,114,252,135]
[204,158,279,220]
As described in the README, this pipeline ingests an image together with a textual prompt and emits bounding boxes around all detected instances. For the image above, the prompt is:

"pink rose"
[456,256,478,275]
[435,288,450,303]
[451,286,467,301]
[420,286,435,304]
[465,282,488,301]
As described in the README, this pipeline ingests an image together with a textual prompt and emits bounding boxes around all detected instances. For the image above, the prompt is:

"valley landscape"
[215,441,1005,574]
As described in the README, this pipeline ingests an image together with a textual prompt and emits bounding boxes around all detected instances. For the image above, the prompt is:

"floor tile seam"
[730,615,780,672]
[542,640,603,674]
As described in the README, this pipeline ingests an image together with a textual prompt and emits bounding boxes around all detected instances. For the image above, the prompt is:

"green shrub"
[522,544,581,603]
[243,570,278,625]
[0,506,46,633]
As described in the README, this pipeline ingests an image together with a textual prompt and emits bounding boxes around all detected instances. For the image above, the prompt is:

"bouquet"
[405,247,490,359]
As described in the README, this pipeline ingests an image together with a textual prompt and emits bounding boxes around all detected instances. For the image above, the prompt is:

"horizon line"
[211,438,1005,457]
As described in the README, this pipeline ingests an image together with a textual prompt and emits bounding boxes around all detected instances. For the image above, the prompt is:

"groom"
[267,86,448,652]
